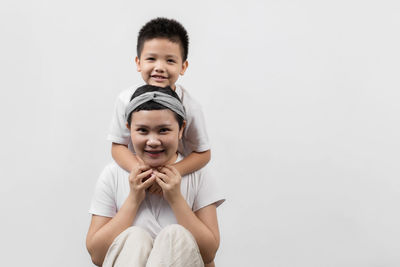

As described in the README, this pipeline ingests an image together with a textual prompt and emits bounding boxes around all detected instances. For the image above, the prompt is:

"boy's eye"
[167,59,176,63]
[146,57,155,61]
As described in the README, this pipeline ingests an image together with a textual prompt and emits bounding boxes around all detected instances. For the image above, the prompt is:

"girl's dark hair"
[137,17,189,61]
[127,85,184,128]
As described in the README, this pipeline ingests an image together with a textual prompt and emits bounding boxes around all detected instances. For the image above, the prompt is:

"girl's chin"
[143,159,164,168]
[142,156,167,168]
[141,153,178,168]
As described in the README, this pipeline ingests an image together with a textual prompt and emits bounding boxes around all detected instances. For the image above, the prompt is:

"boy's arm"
[173,149,211,176]
[111,143,139,173]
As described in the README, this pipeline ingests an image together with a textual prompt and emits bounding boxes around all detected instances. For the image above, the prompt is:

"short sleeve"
[178,86,211,155]
[89,164,118,218]
[183,104,211,153]
[107,87,135,145]
[192,167,225,212]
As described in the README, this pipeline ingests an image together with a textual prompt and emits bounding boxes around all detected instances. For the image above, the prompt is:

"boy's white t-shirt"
[89,155,225,238]
[107,84,210,156]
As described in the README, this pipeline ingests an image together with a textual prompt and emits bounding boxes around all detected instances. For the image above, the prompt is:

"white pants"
[103,224,204,267]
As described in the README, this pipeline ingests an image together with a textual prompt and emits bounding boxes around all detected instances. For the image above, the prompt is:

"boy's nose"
[154,61,166,72]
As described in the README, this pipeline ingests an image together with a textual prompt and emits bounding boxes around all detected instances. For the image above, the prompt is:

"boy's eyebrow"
[165,54,179,58]
[142,52,179,59]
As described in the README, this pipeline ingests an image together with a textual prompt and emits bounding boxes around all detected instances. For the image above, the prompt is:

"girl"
[86,85,224,266]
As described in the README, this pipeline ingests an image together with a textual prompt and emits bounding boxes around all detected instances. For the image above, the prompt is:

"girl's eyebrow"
[158,124,173,128]
[134,123,172,128]
[133,124,149,128]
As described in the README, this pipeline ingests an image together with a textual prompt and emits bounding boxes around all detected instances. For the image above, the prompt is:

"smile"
[144,150,165,158]
[151,75,168,81]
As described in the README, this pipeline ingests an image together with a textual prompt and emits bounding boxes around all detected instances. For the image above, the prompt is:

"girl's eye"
[160,128,170,133]
[137,128,147,133]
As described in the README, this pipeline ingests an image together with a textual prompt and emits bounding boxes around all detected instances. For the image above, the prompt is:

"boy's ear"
[135,56,141,72]
[178,121,186,139]
[126,122,130,130]
[180,61,188,75]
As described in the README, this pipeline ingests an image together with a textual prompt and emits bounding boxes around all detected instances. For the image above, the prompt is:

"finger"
[159,166,175,178]
[149,184,158,194]
[131,164,151,178]
[147,184,154,193]
[153,170,169,183]
[168,165,181,176]
[150,184,161,195]
[156,176,168,190]
[136,169,153,183]
[138,164,151,173]
[142,174,156,189]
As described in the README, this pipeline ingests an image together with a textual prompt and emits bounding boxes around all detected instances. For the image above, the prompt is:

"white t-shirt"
[89,155,225,238]
[107,84,210,156]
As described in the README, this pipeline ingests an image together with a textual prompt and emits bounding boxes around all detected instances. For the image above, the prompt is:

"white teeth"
[146,151,162,154]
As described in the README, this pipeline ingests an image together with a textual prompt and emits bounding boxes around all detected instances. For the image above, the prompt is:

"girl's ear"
[178,121,186,139]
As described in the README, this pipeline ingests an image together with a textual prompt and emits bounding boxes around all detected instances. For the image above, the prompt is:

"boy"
[108,18,211,192]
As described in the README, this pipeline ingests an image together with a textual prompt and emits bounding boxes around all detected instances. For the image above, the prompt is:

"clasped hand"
[128,159,182,205]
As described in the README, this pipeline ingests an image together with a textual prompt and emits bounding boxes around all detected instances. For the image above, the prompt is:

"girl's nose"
[147,135,161,147]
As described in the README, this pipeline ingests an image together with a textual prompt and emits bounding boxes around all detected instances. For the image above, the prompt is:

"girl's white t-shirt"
[89,155,225,238]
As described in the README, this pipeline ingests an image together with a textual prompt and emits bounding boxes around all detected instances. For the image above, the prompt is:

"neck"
[165,152,178,165]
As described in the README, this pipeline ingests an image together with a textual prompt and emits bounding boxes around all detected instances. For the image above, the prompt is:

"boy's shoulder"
[175,84,202,110]
[117,83,144,104]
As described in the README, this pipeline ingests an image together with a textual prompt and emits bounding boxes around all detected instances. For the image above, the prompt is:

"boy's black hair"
[127,85,185,129]
[137,17,189,61]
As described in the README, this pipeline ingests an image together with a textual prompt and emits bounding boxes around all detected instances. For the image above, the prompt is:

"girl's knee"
[124,226,153,243]
[156,224,197,247]
[160,224,188,235]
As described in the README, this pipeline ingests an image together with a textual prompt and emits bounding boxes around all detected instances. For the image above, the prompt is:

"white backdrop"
[1,0,400,266]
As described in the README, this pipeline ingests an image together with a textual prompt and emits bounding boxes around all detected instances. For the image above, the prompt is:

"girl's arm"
[174,201,220,264]
[111,142,139,173]
[86,167,155,266]
[155,166,220,264]
[173,149,211,176]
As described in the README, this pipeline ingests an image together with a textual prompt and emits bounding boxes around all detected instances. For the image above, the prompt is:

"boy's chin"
[148,80,174,89]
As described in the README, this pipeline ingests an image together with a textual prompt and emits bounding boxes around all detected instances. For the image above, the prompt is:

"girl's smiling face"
[129,109,184,167]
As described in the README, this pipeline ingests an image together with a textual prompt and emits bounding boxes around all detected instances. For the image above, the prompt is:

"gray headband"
[125,91,186,121]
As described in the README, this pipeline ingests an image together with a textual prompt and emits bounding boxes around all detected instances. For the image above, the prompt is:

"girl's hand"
[135,155,162,196]
[129,164,156,205]
[147,182,163,196]
[154,165,182,204]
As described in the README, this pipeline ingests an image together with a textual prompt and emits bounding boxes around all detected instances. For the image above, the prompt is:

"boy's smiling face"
[135,38,188,90]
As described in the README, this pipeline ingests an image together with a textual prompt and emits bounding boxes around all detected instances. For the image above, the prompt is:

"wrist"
[168,193,185,207]
[128,193,143,206]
